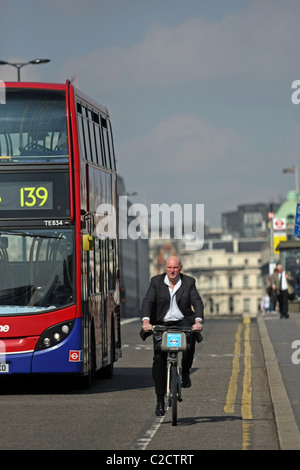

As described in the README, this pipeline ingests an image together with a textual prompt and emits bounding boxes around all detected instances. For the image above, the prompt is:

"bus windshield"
[0,89,68,163]
[0,228,74,315]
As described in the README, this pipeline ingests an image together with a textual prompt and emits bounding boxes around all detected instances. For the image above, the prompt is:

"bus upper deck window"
[0,89,69,163]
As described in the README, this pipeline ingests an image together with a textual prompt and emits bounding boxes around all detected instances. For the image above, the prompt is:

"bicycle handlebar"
[152,325,193,334]
[140,324,202,343]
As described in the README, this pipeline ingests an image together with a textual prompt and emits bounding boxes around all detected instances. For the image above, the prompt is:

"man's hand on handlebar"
[192,320,203,332]
[142,319,153,332]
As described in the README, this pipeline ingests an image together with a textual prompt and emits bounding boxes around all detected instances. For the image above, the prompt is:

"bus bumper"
[0,318,84,375]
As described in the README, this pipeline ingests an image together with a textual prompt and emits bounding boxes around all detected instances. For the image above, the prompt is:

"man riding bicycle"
[141,256,204,416]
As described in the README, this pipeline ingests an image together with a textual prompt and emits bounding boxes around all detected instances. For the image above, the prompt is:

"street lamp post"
[0,59,50,81]
[283,165,299,195]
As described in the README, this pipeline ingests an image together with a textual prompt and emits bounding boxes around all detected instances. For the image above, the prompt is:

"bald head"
[165,256,182,285]
[165,255,181,266]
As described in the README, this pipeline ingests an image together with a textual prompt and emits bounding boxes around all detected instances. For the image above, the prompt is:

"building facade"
[222,202,281,238]
[181,238,265,317]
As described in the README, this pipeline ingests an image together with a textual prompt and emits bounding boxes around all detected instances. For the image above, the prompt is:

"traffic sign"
[268,211,275,220]
[273,218,286,231]
[295,224,300,239]
[294,203,300,239]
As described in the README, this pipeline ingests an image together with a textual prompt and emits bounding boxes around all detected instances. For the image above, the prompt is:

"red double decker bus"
[0,81,121,387]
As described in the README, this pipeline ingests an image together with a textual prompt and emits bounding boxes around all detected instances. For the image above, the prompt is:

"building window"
[243,275,249,288]
[228,276,233,289]
[243,298,250,313]
[229,296,234,313]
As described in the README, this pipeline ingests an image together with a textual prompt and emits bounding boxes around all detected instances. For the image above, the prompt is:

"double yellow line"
[224,317,252,450]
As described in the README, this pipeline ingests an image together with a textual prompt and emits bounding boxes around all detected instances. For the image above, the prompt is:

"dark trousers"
[152,318,195,398]
[278,290,289,318]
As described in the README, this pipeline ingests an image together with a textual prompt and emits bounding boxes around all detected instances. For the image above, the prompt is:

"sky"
[1,0,300,228]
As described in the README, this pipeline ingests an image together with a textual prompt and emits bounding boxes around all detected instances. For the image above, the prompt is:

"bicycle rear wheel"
[170,364,177,426]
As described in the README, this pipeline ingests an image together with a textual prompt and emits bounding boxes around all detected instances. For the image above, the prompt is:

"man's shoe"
[155,402,165,416]
[181,373,191,388]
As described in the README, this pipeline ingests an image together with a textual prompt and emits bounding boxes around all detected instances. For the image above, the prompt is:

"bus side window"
[108,122,116,171]
[89,244,95,295]
[99,239,105,293]
[94,124,103,167]
[91,112,100,165]
[82,108,92,162]
[100,117,109,169]
[108,239,116,291]
[95,240,101,293]
[89,120,97,165]
[77,114,86,159]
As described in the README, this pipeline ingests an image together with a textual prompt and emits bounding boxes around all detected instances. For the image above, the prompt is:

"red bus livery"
[0,81,121,386]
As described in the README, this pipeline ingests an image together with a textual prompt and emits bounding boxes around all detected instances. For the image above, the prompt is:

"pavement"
[257,310,300,450]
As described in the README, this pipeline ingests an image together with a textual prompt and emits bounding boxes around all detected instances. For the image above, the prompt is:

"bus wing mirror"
[82,234,94,251]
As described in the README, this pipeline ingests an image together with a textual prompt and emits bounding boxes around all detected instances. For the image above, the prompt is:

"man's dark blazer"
[141,273,204,325]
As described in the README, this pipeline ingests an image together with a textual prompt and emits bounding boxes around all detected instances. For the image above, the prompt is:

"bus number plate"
[0,363,9,373]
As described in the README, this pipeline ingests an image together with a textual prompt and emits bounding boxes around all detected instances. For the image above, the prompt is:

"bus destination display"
[0,172,70,220]
[0,182,53,210]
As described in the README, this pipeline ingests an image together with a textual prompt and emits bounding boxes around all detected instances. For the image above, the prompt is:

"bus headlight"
[35,320,75,351]
[61,324,70,334]
[53,332,61,341]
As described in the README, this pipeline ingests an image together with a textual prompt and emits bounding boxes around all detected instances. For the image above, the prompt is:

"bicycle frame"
[166,349,182,419]
[153,325,191,426]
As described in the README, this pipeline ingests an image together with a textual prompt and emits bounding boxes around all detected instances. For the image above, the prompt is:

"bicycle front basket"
[161,331,187,351]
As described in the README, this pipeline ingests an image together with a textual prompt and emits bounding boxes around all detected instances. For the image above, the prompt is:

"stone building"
[181,238,265,317]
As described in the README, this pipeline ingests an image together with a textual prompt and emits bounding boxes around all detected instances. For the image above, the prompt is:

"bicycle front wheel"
[170,364,177,426]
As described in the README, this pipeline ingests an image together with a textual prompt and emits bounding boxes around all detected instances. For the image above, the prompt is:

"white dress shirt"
[163,274,184,322]
[280,271,288,291]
